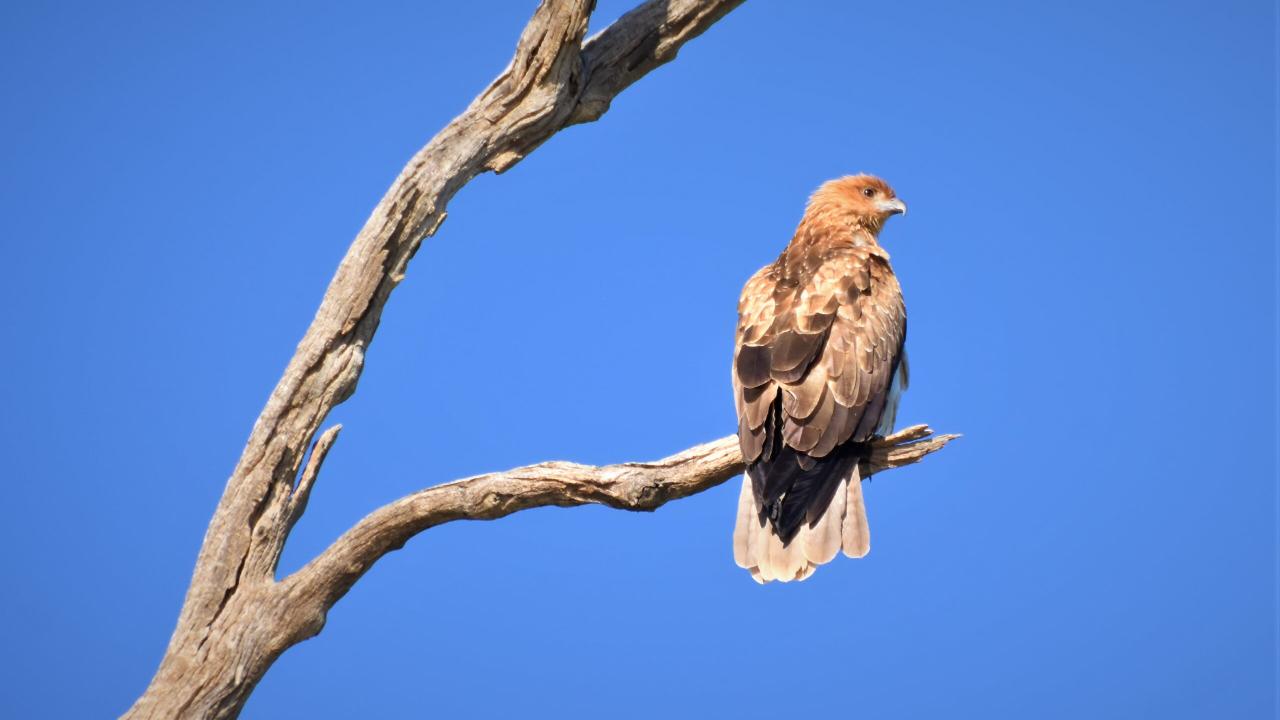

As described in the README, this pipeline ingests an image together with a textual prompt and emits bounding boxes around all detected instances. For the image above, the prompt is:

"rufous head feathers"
[803,175,907,235]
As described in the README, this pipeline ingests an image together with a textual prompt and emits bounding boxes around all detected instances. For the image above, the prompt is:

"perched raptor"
[732,175,909,583]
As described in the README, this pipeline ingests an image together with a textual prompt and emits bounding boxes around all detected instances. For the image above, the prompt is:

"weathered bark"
[286,424,956,609]
[122,1,954,718]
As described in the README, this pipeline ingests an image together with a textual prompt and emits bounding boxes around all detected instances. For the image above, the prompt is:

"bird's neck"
[779,221,881,273]
[790,211,882,252]
[848,224,882,246]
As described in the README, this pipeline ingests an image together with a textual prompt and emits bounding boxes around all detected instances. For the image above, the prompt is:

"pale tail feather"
[767,523,807,582]
[732,477,757,569]
[842,464,870,558]
[802,470,847,566]
[733,465,869,583]
[751,499,776,583]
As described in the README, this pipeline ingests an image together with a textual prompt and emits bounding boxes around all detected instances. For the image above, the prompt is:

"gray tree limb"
[285,425,956,608]
[121,1,952,718]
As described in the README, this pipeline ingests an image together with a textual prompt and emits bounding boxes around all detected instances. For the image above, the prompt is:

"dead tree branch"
[123,2,747,717]
[121,1,950,718]
[285,425,956,608]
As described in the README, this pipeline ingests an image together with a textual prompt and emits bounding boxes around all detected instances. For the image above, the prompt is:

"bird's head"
[805,175,907,236]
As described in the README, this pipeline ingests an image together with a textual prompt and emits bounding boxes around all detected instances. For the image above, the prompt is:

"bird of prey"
[732,175,909,583]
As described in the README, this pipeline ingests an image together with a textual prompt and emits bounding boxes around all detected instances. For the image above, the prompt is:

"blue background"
[1,1,1275,718]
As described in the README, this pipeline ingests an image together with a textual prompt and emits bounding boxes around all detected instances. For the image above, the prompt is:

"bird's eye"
[862,187,876,198]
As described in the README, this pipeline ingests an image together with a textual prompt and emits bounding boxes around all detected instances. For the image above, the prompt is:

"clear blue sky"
[0,1,1275,718]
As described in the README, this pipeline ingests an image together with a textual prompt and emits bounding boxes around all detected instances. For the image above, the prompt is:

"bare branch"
[125,2,748,718]
[570,0,747,124]
[286,425,957,609]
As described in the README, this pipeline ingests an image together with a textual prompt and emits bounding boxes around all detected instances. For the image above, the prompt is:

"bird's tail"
[732,465,870,583]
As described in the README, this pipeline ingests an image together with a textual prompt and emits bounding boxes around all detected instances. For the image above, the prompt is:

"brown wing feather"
[733,244,906,543]
[784,248,905,450]
[733,267,780,462]
[734,247,906,457]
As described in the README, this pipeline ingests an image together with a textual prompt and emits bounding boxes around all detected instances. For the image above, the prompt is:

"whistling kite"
[732,175,909,583]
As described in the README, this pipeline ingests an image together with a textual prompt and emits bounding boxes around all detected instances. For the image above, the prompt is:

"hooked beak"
[877,198,907,216]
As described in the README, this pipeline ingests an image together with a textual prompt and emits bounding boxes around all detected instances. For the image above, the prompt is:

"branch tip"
[292,425,343,510]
